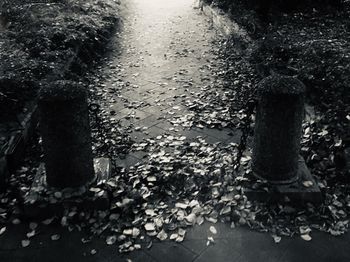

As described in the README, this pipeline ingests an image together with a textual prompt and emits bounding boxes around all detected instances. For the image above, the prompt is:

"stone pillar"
[0,156,9,190]
[252,75,306,184]
[38,80,94,188]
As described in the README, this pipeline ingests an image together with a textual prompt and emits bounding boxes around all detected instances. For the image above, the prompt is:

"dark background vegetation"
[208,0,350,188]
[0,0,119,119]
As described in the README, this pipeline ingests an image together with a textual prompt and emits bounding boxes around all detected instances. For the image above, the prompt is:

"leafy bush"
[0,0,119,118]
[205,0,347,13]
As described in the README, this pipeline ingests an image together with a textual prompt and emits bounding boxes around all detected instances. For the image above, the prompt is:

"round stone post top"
[257,75,306,96]
[39,80,87,102]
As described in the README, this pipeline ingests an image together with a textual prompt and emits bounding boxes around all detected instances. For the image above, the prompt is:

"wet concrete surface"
[1,221,350,262]
[95,0,241,166]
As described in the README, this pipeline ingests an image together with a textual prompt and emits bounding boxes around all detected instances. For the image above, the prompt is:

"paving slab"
[1,221,350,261]
[144,241,198,262]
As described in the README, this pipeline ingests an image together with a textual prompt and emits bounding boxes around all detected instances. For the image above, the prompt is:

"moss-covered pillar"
[252,75,306,184]
[38,80,94,188]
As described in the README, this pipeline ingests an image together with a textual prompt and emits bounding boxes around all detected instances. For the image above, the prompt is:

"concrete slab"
[244,157,322,204]
[22,158,112,219]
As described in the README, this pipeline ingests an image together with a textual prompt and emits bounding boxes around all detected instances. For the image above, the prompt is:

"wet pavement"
[2,220,350,262]
[97,0,241,160]
[1,0,350,261]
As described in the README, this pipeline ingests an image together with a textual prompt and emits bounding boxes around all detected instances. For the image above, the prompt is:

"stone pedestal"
[252,75,305,184]
[23,158,112,219]
[248,75,321,203]
[39,81,94,188]
[0,156,9,191]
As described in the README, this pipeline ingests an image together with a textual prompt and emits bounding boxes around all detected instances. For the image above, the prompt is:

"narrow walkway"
[1,1,350,262]
[97,0,240,169]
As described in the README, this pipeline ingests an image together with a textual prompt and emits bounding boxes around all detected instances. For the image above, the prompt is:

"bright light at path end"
[134,0,194,12]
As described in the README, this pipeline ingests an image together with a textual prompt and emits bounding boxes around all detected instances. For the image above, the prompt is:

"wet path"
[95,0,240,167]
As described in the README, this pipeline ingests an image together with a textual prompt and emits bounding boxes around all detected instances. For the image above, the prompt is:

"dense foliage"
[204,0,346,14]
[204,0,350,150]
[0,0,119,118]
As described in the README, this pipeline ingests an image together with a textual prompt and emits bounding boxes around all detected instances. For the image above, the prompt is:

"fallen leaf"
[299,226,311,235]
[175,202,188,209]
[123,229,133,235]
[197,216,204,225]
[301,234,312,241]
[207,236,215,246]
[29,222,38,230]
[185,213,196,225]
[147,241,152,249]
[12,218,21,225]
[0,227,6,236]
[54,191,62,198]
[157,230,168,241]
[144,223,156,231]
[21,240,30,247]
[170,233,178,240]
[106,235,117,245]
[51,234,60,241]
[132,228,140,238]
[26,230,36,238]
[209,226,217,234]
[42,218,54,225]
[178,228,186,236]
[175,235,185,242]
[272,234,281,243]
[145,209,156,216]
[302,181,314,188]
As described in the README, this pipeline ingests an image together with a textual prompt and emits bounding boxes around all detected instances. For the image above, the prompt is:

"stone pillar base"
[245,156,322,204]
[22,158,112,219]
